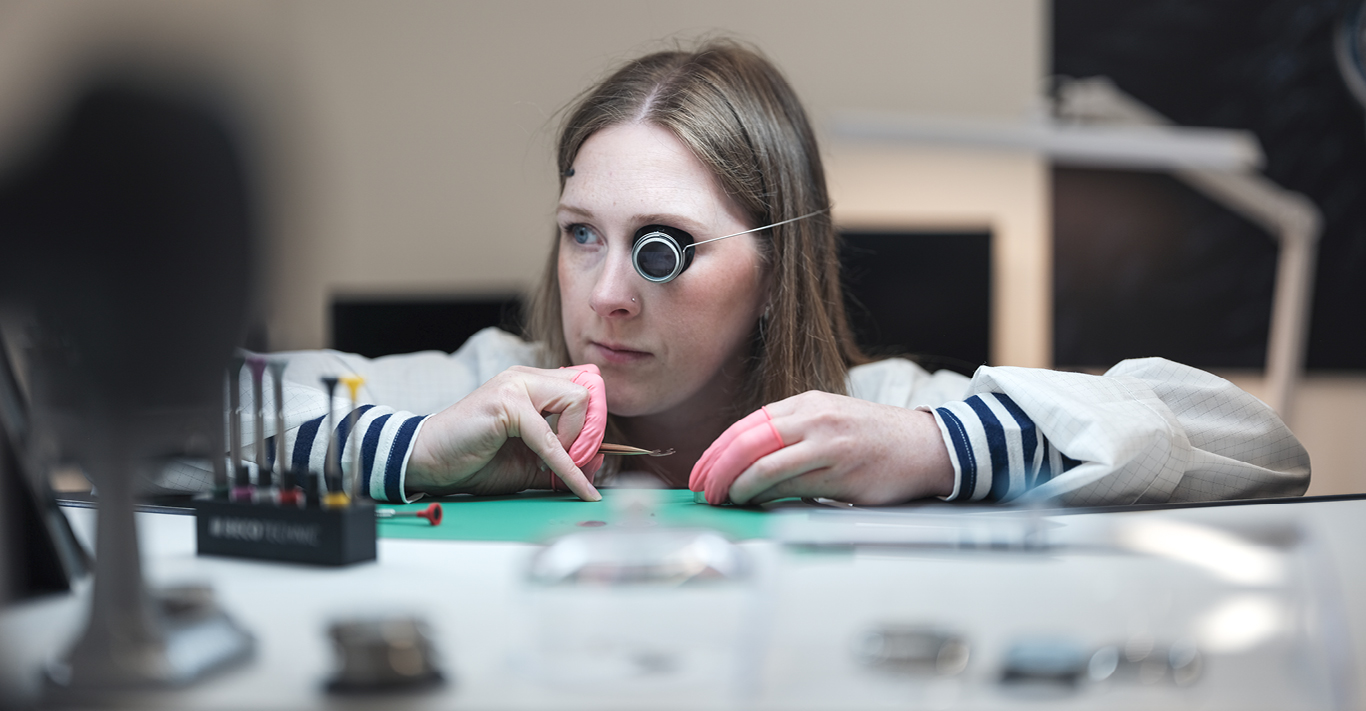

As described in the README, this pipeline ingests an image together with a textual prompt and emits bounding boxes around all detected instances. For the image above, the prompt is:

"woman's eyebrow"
[555,206,711,234]
[633,213,708,232]
[555,204,594,219]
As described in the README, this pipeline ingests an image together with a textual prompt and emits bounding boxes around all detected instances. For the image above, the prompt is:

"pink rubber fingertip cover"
[693,406,785,505]
[583,453,605,484]
[689,408,769,491]
[561,364,607,468]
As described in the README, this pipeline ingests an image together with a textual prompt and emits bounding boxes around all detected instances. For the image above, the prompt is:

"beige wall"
[273,0,1046,351]
[0,0,1047,354]
[1,0,1361,494]
[827,145,1050,368]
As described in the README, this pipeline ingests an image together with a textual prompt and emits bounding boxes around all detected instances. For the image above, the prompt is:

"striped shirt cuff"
[930,393,1076,502]
[283,406,430,503]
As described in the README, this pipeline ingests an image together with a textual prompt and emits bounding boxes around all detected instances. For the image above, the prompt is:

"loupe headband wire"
[683,208,829,252]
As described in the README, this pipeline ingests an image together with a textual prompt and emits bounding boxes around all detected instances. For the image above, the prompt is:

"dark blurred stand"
[0,76,257,698]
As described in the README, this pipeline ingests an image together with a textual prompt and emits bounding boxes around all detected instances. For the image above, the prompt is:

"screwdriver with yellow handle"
[320,376,350,509]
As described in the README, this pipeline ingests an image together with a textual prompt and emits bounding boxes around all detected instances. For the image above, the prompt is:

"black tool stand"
[194,497,377,566]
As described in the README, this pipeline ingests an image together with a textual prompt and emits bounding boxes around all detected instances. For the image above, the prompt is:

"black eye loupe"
[631,224,695,283]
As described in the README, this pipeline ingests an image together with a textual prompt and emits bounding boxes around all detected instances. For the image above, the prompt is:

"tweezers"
[597,442,675,457]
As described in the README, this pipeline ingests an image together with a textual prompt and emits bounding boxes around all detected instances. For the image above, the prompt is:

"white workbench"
[3,497,1365,710]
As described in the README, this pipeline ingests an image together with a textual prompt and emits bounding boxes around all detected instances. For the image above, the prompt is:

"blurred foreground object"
[1336,0,1366,129]
[0,77,257,694]
[0,327,89,608]
[763,505,1349,709]
[524,487,757,704]
[326,616,444,692]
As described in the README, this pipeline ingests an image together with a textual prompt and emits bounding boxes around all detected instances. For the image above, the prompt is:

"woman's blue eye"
[570,224,597,244]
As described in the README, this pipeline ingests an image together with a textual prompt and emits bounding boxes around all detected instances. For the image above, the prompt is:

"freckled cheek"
[557,276,590,359]
[710,269,763,325]
[657,299,732,370]
[558,256,582,301]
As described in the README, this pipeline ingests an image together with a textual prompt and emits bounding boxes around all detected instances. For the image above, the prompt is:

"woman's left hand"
[689,391,956,506]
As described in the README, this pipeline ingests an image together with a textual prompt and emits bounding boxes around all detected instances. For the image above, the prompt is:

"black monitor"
[841,231,992,376]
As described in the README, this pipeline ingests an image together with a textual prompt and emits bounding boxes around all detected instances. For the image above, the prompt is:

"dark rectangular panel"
[840,232,991,376]
[1054,0,1366,370]
[331,296,523,358]
[1052,167,1276,370]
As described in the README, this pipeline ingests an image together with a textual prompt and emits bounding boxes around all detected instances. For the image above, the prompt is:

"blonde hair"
[527,40,865,423]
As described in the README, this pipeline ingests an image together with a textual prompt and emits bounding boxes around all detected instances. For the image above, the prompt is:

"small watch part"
[854,626,970,676]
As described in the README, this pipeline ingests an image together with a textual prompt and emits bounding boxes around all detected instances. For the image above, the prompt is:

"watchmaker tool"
[339,374,365,499]
[597,443,675,457]
[377,503,443,527]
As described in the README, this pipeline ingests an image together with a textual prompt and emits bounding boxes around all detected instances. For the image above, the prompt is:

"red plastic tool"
[376,503,443,527]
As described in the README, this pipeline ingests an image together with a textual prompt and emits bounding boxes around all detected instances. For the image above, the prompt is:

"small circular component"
[1000,637,1087,688]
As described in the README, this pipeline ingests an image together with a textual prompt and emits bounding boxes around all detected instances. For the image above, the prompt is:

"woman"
[261,41,1310,507]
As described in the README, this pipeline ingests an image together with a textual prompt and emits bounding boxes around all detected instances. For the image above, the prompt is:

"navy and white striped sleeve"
[930,393,1078,502]
[242,379,431,504]
[284,406,430,503]
[925,358,1308,506]
[237,329,547,503]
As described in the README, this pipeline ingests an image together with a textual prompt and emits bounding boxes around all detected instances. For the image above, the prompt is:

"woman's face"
[556,122,768,419]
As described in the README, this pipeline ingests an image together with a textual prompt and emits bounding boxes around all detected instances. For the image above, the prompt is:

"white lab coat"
[194,328,1307,505]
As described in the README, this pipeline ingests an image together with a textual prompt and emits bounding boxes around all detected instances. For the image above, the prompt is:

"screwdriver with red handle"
[376,503,443,526]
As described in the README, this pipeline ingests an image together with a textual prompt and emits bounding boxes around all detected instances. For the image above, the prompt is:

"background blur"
[0,0,1361,495]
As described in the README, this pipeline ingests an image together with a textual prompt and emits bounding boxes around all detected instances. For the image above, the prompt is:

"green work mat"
[377,489,772,543]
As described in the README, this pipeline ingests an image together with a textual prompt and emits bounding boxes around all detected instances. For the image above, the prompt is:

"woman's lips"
[591,341,652,364]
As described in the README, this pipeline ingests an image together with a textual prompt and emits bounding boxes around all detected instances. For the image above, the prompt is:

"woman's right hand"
[404,365,604,501]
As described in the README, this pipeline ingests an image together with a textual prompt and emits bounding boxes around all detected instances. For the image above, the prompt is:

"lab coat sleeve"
[236,327,544,503]
[928,357,1310,505]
